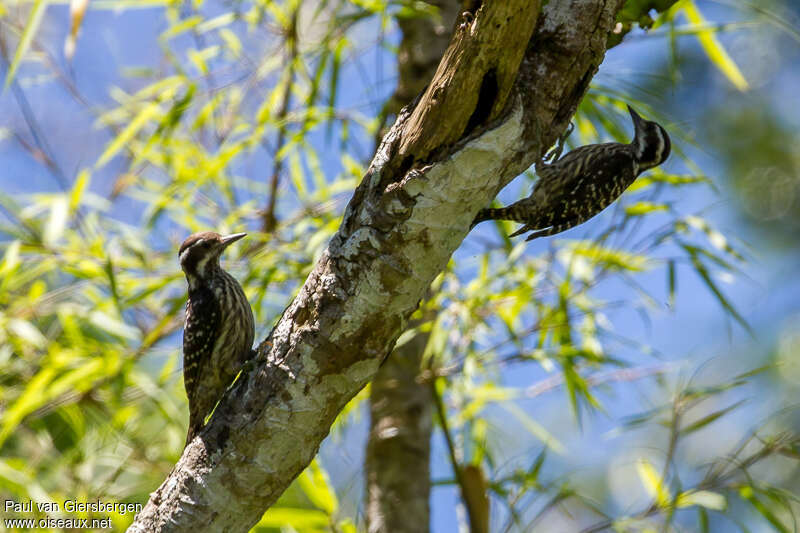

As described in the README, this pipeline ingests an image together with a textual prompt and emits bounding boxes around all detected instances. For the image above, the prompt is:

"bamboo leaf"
[624,201,669,217]
[739,486,791,533]
[197,12,236,33]
[636,458,670,507]
[4,0,49,89]
[676,490,726,511]
[218,28,241,58]
[0,366,57,447]
[96,102,161,169]
[8,318,47,348]
[683,400,746,434]
[682,1,749,91]
[502,403,565,454]
[69,169,90,211]
[0,240,22,275]
[298,459,338,515]
[160,15,203,41]
[257,507,330,528]
[88,310,140,340]
[667,259,676,308]
[43,196,68,245]
[688,251,751,334]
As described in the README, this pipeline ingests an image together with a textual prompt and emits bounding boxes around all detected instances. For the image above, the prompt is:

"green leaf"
[69,169,91,211]
[159,15,202,41]
[0,240,21,276]
[96,102,162,169]
[562,241,650,272]
[699,507,709,533]
[667,259,676,308]
[636,458,669,507]
[676,490,727,511]
[624,201,669,217]
[7,318,47,348]
[4,0,49,89]
[47,358,106,399]
[687,250,751,334]
[681,1,749,91]
[684,215,745,261]
[502,403,565,454]
[257,507,330,528]
[739,486,791,533]
[0,366,56,447]
[43,196,68,245]
[218,29,242,58]
[196,12,236,33]
[88,311,140,340]
[298,459,338,515]
[682,400,746,434]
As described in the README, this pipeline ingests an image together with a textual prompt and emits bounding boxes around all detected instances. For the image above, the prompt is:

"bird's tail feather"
[471,207,522,229]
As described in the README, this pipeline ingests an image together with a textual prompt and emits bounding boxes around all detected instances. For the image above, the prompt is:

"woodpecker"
[472,105,671,240]
[179,231,254,444]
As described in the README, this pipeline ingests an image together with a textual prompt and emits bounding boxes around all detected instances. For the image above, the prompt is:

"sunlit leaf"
[7,318,47,348]
[96,102,162,169]
[196,12,236,33]
[502,403,565,454]
[4,0,49,88]
[0,366,56,447]
[88,311,140,340]
[69,169,91,211]
[257,507,330,528]
[0,240,22,275]
[298,459,338,515]
[636,458,670,507]
[43,197,68,245]
[677,490,727,511]
[681,1,749,91]
[624,201,669,217]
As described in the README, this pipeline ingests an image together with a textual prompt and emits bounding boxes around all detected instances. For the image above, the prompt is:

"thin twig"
[430,376,479,532]
[262,7,299,233]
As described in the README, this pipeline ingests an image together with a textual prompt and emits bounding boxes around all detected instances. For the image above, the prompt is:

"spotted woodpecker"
[472,105,671,240]
[179,231,254,444]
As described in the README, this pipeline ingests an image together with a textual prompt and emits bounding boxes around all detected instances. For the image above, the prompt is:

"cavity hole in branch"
[464,67,498,137]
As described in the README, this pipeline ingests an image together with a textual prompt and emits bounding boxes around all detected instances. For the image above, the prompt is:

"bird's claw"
[543,121,575,164]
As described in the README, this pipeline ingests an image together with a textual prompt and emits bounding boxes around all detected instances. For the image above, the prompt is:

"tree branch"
[128,1,624,530]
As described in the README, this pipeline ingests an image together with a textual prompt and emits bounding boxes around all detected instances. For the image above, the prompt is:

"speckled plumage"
[472,106,670,240]
[179,231,254,444]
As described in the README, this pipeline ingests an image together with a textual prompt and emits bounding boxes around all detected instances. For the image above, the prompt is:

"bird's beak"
[220,232,247,248]
[627,105,646,131]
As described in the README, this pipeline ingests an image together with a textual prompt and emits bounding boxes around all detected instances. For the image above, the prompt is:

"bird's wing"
[533,143,633,206]
[182,288,221,409]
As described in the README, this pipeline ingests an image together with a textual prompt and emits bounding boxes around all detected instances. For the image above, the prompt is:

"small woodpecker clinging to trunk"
[472,105,671,240]
[179,231,254,444]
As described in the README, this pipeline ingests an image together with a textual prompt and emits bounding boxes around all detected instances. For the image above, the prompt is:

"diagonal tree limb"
[128,1,624,531]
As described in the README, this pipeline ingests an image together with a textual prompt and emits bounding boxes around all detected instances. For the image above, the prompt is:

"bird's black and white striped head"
[179,231,246,287]
[628,105,671,172]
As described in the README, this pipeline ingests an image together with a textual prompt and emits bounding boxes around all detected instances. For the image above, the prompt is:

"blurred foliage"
[0,0,798,532]
[706,104,800,241]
